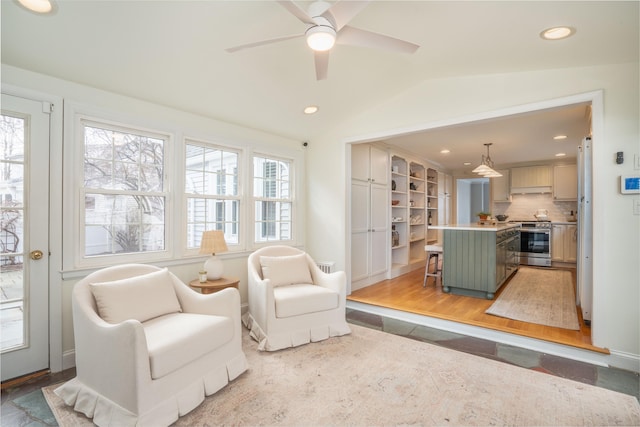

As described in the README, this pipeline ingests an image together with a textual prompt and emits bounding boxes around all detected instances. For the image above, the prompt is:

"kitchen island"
[430,223,520,299]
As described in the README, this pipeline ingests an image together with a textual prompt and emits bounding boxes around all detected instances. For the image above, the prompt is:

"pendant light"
[472,143,502,177]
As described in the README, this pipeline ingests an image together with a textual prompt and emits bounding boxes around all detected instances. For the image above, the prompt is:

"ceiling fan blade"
[323,1,370,31]
[314,50,329,81]
[225,34,303,53]
[337,26,419,54]
[277,0,314,25]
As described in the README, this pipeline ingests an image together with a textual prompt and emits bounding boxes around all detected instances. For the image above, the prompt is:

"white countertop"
[429,223,520,232]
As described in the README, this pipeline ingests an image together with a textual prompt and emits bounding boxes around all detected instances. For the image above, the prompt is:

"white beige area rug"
[43,325,640,426]
[485,267,580,330]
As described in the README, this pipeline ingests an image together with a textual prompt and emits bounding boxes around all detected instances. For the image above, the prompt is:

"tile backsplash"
[492,193,577,222]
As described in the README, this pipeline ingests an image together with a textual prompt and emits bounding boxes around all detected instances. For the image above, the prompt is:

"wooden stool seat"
[424,244,443,287]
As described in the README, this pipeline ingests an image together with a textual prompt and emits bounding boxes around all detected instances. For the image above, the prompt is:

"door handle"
[30,250,44,260]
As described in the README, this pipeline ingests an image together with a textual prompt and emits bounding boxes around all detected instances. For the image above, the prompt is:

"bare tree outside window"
[83,123,166,256]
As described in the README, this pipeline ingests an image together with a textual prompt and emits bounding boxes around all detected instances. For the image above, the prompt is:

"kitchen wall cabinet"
[352,144,388,185]
[491,169,511,202]
[551,223,577,263]
[351,145,389,290]
[553,164,578,200]
[510,165,552,194]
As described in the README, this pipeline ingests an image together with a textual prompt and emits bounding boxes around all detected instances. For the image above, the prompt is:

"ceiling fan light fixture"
[306,25,336,51]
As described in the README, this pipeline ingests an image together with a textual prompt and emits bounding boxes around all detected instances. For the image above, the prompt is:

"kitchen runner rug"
[486,266,580,330]
[43,325,640,426]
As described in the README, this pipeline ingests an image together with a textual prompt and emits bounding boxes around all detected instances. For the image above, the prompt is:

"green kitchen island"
[430,223,521,299]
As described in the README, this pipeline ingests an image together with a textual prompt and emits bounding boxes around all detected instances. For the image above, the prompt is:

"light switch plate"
[634,154,640,170]
[634,199,640,215]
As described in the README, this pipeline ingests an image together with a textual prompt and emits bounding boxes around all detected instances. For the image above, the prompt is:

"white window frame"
[183,139,242,254]
[66,112,174,270]
[251,153,295,245]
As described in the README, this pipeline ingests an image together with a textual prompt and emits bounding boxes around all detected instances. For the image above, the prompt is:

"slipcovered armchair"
[55,264,248,427]
[243,245,351,351]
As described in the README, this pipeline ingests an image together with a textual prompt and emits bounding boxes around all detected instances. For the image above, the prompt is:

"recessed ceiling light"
[463,162,472,166]
[17,0,53,13]
[555,152,567,157]
[540,26,575,40]
[303,105,319,115]
[553,135,568,140]
[440,149,450,154]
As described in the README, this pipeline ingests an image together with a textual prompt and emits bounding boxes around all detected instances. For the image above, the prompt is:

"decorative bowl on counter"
[495,214,509,222]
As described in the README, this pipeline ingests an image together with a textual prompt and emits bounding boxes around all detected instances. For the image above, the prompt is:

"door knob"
[30,250,43,260]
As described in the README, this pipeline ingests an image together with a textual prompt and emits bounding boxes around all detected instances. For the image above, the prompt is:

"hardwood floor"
[347,266,608,354]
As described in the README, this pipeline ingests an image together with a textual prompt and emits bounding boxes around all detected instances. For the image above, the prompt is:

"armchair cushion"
[274,284,339,318]
[89,268,181,324]
[259,253,312,287]
[143,313,234,379]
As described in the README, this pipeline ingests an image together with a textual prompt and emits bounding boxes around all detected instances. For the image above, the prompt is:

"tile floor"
[1,309,638,426]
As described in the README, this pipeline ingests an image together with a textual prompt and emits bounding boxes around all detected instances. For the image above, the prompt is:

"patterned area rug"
[486,267,580,330]
[43,325,640,426]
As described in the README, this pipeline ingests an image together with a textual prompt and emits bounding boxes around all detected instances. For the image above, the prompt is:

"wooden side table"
[189,277,239,294]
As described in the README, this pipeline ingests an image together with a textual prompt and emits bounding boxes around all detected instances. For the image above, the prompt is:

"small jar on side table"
[189,277,239,294]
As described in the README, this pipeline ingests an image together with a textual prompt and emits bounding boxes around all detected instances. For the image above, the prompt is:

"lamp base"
[204,255,224,280]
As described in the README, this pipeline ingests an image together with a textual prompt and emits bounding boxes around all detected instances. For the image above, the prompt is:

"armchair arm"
[247,268,275,330]
[309,260,347,299]
[72,298,150,409]
[173,280,241,321]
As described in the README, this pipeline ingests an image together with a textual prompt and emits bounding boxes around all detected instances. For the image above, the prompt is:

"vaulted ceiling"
[2,1,638,169]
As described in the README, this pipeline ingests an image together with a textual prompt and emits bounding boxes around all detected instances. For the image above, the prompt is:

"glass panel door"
[1,93,50,381]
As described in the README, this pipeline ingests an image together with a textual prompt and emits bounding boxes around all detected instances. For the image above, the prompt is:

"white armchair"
[243,245,351,351]
[55,264,248,427]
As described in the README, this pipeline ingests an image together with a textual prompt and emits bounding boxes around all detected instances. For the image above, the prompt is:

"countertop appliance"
[509,220,551,267]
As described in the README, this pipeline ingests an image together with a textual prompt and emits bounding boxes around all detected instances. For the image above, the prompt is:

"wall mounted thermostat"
[620,175,640,194]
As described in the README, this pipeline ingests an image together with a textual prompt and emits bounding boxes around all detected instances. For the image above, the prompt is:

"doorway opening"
[346,91,599,354]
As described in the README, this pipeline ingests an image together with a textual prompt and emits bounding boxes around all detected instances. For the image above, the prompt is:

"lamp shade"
[199,230,228,255]
[199,230,228,280]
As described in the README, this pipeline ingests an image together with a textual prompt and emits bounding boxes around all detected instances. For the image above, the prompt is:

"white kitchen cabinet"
[491,169,511,202]
[352,144,388,185]
[551,223,577,263]
[510,165,552,194]
[553,164,578,200]
[351,144,389,290]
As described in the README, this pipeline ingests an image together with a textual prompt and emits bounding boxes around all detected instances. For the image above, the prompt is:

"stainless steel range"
[510,220,552,267]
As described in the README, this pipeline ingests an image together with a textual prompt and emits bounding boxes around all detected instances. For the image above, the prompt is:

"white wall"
[307,62,640,360]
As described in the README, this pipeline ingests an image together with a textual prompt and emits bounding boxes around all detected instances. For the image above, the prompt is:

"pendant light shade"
[473,143,502,177]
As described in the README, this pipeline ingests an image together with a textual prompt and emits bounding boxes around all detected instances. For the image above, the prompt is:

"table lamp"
[199,230,228,280]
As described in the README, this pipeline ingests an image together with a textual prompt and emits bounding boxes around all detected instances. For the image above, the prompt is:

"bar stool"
[423,244,443,287]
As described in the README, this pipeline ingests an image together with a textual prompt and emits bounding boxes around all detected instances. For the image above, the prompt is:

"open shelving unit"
[408,161,426,265]
[426,168,439,244]
[390,155,408,271]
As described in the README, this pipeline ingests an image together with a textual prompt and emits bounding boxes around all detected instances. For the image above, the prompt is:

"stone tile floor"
[346,309,640,401]
[1,309,638,426]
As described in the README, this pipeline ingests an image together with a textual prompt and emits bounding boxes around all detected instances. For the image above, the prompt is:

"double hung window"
[185,142,240,248]
[253,155,292,242]
[82,121,167,258]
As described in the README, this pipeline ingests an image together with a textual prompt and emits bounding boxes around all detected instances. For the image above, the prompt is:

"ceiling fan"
[225,0,419,80]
